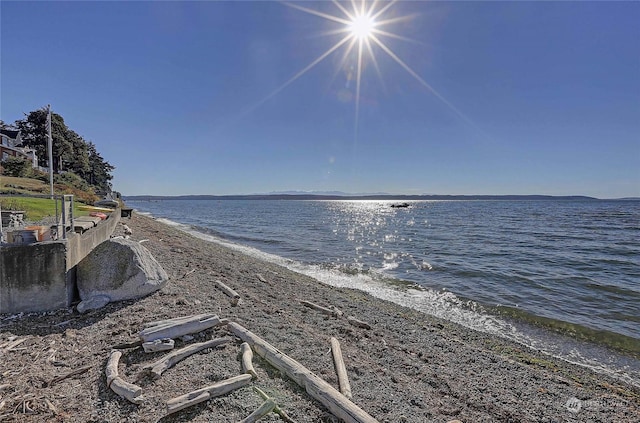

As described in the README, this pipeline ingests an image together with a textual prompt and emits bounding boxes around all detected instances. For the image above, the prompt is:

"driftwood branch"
[139,314,226,342]
[239,399,276,423]
[214,280,241,305]
[142,338,175,353]
[241,342,258,379]
[48,365,92,386]
[253,387,297,423]
[228,322,379,423]
[106,350,144,404]
[165,374,252,415]
[301,301,343,317]
[347,316,371,330]
[255,274,267,283]
[330,337,352,399]
[143,313,216,329]
[144,337,230,379]
[112,340,143,350]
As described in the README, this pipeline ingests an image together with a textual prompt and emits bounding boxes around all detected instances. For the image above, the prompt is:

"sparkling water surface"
[127,198,640,384]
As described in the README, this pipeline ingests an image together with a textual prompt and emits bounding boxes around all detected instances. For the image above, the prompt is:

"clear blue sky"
[2,1,639,198]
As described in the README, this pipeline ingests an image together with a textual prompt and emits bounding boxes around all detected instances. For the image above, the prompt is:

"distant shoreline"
[124,193,610,201]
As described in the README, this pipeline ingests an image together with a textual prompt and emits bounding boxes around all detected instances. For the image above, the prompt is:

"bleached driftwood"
[330,337,352,399]
[214,280,241,305]
[105,350,144,404]
[165,374,252,415]
[139,314,226,342]
[144,337,230,379]
[238,399,276,423]
[142,312,217,329]
[347,316,371,330]
[142,338,175,353]
[253,387,297,423]
[228,322,379,423]
[300,301,343,317]
[240,342,258,379]
[48,365,92,386]
[111,377,144,404]
[255,274,267,283]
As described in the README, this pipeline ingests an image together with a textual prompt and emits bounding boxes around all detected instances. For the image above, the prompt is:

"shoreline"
[0,212,638,422]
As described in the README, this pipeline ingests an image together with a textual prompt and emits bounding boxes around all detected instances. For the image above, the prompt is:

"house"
[0,129,38,167]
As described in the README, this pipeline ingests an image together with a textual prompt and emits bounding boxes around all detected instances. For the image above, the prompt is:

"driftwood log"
[144,337,230,379]
[142,338,174,353]
[347,316,371,330]
[143,313,216,329]
[139,314,226,342]
[105,351,144,404]
[241,342,258,379]
[228,322,379,423]
[330,337,352,399]
[301,300,343,317]
[214,280,241,305]
[165,374,252,415]
[239,399,276,423]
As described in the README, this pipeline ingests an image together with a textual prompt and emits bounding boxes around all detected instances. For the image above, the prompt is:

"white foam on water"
[140,212,639,388]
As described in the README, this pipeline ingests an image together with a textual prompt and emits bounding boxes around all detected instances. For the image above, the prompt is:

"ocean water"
[126,198,640,385]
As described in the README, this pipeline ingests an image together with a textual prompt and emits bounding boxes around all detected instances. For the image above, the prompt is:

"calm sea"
[126,199,640,385]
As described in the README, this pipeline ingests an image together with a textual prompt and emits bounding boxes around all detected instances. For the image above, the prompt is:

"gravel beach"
[0,212,638,422]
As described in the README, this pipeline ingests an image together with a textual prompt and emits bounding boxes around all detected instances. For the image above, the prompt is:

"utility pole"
[47,104,54,198]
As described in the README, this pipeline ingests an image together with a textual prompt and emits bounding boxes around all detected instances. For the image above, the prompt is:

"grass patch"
[0,196,89,221]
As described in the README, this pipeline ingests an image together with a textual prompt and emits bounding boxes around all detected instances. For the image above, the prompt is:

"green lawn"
[0,196,89,221]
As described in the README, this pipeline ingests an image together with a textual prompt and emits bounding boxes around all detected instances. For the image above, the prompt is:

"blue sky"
[1,1,639,198]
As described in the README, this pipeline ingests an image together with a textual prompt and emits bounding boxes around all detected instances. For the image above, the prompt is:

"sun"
[349,13,376,40]
[233,1,481,140]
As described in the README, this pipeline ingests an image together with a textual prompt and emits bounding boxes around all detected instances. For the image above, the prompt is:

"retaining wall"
[0,210,121,314]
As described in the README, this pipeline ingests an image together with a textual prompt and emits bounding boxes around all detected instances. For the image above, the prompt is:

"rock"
[77,238,169,303]
[77,295,111,313]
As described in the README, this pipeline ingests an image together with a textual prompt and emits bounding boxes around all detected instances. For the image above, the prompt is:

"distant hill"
[124,194,599,201]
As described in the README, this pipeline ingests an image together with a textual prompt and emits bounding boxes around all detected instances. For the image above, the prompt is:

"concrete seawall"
[0,210,121,314]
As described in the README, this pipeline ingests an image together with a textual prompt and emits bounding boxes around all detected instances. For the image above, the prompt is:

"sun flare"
[349,13,375,40]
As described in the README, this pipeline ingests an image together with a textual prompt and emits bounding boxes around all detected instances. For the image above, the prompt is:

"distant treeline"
[124,194,599,201]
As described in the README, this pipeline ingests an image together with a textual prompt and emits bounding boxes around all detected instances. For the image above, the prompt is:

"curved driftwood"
[330,337,352,399]
[228,322,379,423]
[239,398,276,423]
[144,337,230,379]
[105,350,144,404]
[139,315,225,342]
[166,374,252,415]
[241,342,258,379]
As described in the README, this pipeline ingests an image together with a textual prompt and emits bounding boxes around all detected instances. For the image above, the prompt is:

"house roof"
[0,129,20,140]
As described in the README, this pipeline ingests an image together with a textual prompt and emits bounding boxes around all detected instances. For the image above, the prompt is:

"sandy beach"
[0,212,638,422]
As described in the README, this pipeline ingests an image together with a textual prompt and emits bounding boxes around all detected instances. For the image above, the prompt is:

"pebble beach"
[0,212,638,422]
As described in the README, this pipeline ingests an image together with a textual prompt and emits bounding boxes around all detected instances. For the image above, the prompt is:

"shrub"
[1,156,32,177]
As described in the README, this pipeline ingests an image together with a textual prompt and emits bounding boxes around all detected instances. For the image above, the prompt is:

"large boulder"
[76,238,169,309]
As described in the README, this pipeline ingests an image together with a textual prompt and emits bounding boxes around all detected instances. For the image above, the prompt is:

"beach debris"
[228,321,380,423]
[239,398,276,423]
[165,374,252,416]
[106,351,144,404]
[255,273,267,283]
[122,223,133,236]
[330,337,352,399]
[214,280,241,306]
[139,313,225,342]
[48,365,92,387]
[0,337,27,353]
[253,387,298,423]
[142,338,175,353]
[300,300,343,318]
[76,294,110,314]
[240,342,258,379]
[178,268,197,279]
[112,340,143,350]
[143,337,230,379]
[346,316,371,330]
